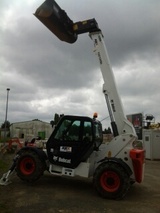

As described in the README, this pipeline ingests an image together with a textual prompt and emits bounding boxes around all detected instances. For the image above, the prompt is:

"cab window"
[94,122,103,148]
[55,119,81,142]
[83,121,92,142]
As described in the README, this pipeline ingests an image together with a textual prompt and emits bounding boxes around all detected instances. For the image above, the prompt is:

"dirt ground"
[0,154,160,213]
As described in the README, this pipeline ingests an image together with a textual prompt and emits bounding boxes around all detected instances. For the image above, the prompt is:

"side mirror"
[34,0,77,43]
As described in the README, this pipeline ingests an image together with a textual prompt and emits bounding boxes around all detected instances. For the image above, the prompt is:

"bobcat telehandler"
[0,0,145,200]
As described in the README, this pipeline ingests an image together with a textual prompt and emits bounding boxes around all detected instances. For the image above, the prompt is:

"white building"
[10,119,53,140]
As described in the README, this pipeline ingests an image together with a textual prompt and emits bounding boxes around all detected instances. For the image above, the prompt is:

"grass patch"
[0,155,12,174]
[0,138,10,143]
[0,159,8,171]
[0,153,14,213]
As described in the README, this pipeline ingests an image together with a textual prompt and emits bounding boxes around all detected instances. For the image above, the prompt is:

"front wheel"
[93,162,130,200]
[16,150,46,183]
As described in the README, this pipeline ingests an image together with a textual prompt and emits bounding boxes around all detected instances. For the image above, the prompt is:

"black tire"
[93,162,130,200]
[16,150,46,183]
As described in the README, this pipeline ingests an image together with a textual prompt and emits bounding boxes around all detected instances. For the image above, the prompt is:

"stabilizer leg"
[0,155,19,186]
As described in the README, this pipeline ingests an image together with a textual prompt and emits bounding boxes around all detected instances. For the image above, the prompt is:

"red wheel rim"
[20,157,35,175]
[100,171,120,192]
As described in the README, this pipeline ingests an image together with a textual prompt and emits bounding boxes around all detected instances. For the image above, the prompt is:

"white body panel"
[90,32,136,136]
[48,133,136,180]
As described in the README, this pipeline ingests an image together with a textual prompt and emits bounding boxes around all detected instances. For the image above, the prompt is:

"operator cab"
[47,115,103,168]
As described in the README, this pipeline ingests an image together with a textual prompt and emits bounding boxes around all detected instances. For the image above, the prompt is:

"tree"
[54,113,60,125]
[50,113,64,127]
[50,120,55,128]
[103,127,112,134]
[1,120,10,129]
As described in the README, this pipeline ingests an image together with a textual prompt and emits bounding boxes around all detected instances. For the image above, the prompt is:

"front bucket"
[34,0,77,43]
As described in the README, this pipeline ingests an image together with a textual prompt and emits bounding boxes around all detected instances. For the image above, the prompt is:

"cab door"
[47,116,94,168]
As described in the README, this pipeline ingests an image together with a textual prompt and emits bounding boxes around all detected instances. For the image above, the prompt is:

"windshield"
[55,119,81,141]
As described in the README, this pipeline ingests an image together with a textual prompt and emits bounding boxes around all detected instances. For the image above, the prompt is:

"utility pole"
[4,88,10,145]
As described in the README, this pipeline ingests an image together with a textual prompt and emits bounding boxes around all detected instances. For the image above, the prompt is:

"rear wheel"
[93,162,130,199]
[16,150,45,183]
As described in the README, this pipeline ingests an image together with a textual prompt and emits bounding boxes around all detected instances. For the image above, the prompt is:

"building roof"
[10,119,50,126]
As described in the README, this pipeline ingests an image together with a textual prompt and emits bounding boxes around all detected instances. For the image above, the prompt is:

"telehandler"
[0,0,145,199]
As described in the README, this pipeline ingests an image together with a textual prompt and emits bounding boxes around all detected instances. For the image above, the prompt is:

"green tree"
[103,127,112,134]
[54,113,60,125]
[50,120,55,127]
[1,120,10,129]
[50,113,64,127]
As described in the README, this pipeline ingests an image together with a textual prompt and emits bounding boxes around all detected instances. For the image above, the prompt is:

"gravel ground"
[0,153,160,213]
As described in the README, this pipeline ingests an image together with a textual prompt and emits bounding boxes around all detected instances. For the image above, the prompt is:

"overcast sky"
[0,0,160,129]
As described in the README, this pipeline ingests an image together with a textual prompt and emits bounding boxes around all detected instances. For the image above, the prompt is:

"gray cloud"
[0,0,160,129]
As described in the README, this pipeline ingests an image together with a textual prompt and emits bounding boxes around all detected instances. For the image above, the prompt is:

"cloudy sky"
[0,0,160,129]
